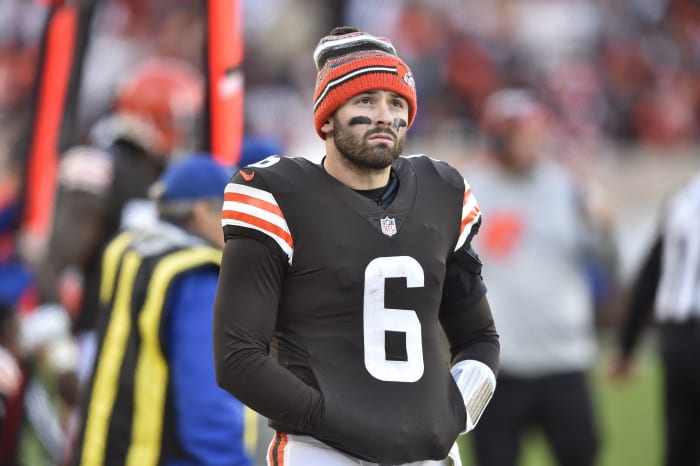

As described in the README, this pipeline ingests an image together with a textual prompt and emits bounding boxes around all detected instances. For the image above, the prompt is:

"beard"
[332,116,405,170]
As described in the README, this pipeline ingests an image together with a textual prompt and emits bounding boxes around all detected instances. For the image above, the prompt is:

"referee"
[610,173,700,466]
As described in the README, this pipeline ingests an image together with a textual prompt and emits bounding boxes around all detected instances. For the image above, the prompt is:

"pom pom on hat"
[312,27,417,139]
[149,153,231,202]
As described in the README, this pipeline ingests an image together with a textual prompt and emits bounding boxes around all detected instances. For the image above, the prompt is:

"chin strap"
[450,359,496,433]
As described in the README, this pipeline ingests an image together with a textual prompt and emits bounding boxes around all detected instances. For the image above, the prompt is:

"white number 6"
[363,256,424,382]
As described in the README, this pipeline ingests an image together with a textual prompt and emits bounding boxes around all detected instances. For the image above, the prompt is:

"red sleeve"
[212,235,324,433]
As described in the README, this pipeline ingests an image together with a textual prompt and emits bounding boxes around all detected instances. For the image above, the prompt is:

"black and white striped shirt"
[656,174,700,322]
[619,173,700,357]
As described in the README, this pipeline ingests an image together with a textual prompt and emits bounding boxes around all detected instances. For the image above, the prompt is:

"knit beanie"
[313,26,417,139]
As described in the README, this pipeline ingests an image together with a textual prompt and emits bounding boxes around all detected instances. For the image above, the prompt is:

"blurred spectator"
[37,54,203,327]
[0,158,38,315]
[631,66,698,147]
[0,43,38,120]
[69,154,252,466]
[8,0,700,153]
[0,302,20,392]
[151,2,205,65]
[0,303,22,455]
[465,88,618,466]
[506,0,602,75]
[609,171,700,466]
[0,157,77,466]
[0,0,45,121]
[444,31,502,131]
[0,156,43,466]
[17,305,78,466]
[598,37,654,143]
[32,57,205,455]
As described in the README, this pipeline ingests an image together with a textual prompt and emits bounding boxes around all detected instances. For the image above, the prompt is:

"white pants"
[266,432,454,466]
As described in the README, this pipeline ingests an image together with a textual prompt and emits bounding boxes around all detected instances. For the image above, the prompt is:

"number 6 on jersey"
[363,256,424,382]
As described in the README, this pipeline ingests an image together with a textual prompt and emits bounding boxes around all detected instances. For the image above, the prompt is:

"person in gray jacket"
[466,88,617,466]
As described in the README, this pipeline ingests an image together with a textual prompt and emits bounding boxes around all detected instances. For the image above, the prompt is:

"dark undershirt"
[320,156,399,208]
[354,170,399,208]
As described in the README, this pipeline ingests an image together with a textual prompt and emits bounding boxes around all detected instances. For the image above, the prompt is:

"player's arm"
[608,233,662,380]
[34,147,112,304]
[439,243,499,433]
[619,234,662,356]
[213,236,323,433]
[213,167,323,434]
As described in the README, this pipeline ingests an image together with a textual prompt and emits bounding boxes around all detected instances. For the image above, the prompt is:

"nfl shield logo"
[380,216,397,237]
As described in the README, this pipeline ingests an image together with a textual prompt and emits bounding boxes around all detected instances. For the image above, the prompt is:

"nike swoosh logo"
[240,170,255,181]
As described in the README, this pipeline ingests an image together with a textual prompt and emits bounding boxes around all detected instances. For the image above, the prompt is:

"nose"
[373,100,394,127]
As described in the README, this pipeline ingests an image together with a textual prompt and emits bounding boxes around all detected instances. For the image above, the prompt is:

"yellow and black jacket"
[73,224,221,466]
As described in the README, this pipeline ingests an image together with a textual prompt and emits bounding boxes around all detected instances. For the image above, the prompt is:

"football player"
[213,27,500,466]
[35,56,205,378]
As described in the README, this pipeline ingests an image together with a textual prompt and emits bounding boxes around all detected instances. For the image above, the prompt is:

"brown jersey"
[216,154,489,464]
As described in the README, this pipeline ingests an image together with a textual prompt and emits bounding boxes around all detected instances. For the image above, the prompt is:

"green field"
[458,334,664,466]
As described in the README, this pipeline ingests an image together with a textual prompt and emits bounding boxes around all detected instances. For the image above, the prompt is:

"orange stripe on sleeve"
[463,188,472,205]
[221,210,294,249]
[224,191,283,217]
[461,205,481,232]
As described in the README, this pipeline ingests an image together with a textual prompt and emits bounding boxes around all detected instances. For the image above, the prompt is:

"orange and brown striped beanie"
[313,27,417,139]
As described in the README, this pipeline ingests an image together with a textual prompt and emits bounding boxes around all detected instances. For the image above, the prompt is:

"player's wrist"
[450,359,496,432]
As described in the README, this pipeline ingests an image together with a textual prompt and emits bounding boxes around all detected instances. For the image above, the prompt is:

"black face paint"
[349,116,372,126]
[393,118,407,129]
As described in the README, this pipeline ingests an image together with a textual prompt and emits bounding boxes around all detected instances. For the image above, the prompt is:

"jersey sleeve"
[439,168,497,373]
[213,237,324,434]
[455,177,482,251]
[415,155,482,250]
[221,168,294,264]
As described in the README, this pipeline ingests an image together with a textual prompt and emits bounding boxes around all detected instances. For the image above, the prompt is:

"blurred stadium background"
[2,1,700,465]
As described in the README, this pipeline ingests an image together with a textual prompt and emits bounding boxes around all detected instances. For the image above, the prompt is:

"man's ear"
[320,119,332,137]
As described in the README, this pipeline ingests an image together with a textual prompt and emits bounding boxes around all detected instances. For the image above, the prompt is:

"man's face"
[502,117,548,173]
[329,90,409,169]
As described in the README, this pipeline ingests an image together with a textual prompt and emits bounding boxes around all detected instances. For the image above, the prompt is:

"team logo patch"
[380,216,397,237]
[403,71,416,89]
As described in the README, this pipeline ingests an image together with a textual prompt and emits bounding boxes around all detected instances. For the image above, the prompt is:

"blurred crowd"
[0,0,699,465]
[3,0,700,153]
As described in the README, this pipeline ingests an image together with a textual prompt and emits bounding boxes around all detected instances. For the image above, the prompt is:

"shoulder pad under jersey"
[402,154,465,191]
[403,154,481,251]
[221,155,297,264]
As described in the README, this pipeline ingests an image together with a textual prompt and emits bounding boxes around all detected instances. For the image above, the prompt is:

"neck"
[322,150,392,190]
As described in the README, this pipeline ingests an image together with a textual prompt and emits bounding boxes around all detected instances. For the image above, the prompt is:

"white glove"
[451,360,496,433]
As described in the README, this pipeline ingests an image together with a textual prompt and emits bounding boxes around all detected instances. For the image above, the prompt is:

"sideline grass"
[458,335,663,466]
